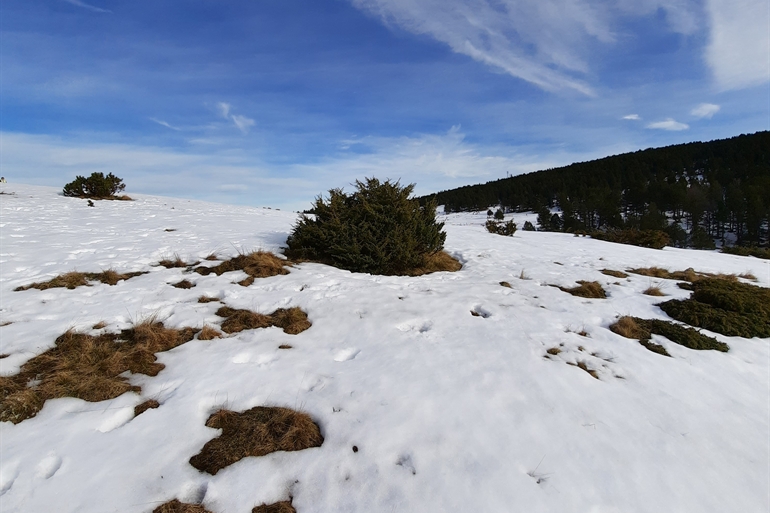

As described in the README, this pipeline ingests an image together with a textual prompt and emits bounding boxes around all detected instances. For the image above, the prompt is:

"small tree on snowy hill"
[63,172,128,200]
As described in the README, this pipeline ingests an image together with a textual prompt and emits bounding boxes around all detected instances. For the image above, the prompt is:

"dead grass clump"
[15,270,146,291]
[610,316,646,340]
[0,320,198,424]
[158,255,199,268]
[189,406,323,475]
[559,281,606,299]
[134,399,160,417]
[643,286,665,296]
[499,281,512,288]
[610,315,728,354]
[253,501,296,513]
[204,253,219,261]
[568,361,599,379]
[198,325,222,341]
[278,344,293,349]
[172,279,195,289]
[216,306,311,335]
[405,251,462,276]
[0,353,9,359]
[628,267,738,283]
[546,347,561,356]
[92,321,108,329]
[152,499,213,513]
[195,251,290,286]
[739,272,757,281]
[198,296,220,303]
[601,269,628,278]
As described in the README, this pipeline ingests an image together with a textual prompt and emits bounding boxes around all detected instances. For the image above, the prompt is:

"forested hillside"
[423,132,770,247]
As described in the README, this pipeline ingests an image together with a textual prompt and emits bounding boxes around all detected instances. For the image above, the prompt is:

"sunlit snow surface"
[1,184,768,513]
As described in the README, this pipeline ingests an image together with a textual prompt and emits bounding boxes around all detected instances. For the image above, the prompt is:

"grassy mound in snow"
[658,278,770,338]
[721,246,770,260]
[610,316,729,355]
[558,281,607,298]
[189,406,323,475]
[14,269,146,291]
[215,306,311,335]
[195,251,290,286]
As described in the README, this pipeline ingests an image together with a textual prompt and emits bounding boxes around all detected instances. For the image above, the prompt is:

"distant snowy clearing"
[1,184,768,513]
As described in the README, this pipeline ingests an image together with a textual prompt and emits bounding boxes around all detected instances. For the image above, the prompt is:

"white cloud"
[217,102,231,119]
[691,103,720,118]
[622,114,641,120]
[63,0,111,13]
[231,115,256,134]
[705,0,770,90]
[646,118,690,131]
[348,0,703,95]
[149,118,181,131]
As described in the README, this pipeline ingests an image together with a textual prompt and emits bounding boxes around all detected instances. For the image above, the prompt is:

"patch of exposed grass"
[659,278,770,338]
[92,321,108,330]
[1,321,13,327]
[0,354,9,359]
[198,296,220,303]
[610,315,728,354]
[721,246,770,260]
[216,306,311,335]
[568,361,599,379]
[739,272,757,281]
[204,253,219,261]
[601,269,628,278]
[164,228,177,232]
[253,501,296,513]
[197,325,222,341]
[404,251,462,276]
[546,347,561,356]
[643,286,665,296]
[158,255,199,268]
[519,269,530,280]
[499,281,512,288]
[152,500,212,513]
[558,281,607,299]
[195,251,290,286]
[172,279,195,289]
[0,320,198,424]
[189,406,323,475]
[134,399,160,417]
[278,344,293,349]
[15,270,146,291]
[628,267,738,283]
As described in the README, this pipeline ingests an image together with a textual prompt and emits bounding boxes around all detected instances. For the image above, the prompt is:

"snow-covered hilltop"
[1,183,768,513]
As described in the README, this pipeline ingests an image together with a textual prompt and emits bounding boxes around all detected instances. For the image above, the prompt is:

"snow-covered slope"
[1,183,768,513]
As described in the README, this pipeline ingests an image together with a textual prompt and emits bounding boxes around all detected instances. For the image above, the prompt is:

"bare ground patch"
[189,406,323,475]
[0,320,198,424]
[557,281,607,299]
[15,270,147,291]
[216,306,311,335]
[153,500,212,513]
[195,251,290,286]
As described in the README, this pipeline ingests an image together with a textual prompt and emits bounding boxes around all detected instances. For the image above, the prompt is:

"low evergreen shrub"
[62,172,128,199]
[523,221,536,231]
[590,228,670,249]
[285,178,455,275]
[721,246,770,260]
[485,219,517,236]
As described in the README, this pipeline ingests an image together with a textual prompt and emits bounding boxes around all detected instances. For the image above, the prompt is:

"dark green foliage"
[690,227,716,250]
[63,172,126,199]
[485,219,517,236]
[285,178,447,275]
[590,229,670,249]
[523,220,536,231]
[613,316,728,353]
[659,278,770,338]
[487,209,494,216]
[721,246,770,260]
[494,208,505,220]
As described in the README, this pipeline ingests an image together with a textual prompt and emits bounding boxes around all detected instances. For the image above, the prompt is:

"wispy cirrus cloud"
[215,102,255,133]
[63,0,111,13]
[622,114,641,120]
[149,118,181,131]
[691,103,720,118]
[646,118,689,131]
[348,0,703,95]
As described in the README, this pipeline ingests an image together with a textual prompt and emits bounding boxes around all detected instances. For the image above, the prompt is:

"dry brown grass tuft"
[0,321,12,327]
[197,296,220,303]
[546,347,561,356]
[0,320,198,424]
[15,270,146,291]
[189,406,323,475]
[252,501,296,513]
[172,279,195,289]
[558,281,607,299]
[134,399,160,417]
[601,269,629,278]
[568,361,599,379]
[499,281,512,288]
[92,321,108,330]
[0,354,9,359]
[739,272,757,281]
[152,499,212,513]
[158,255,199,269]
[405,251,462,276]
[204,253,219,261]
[609,316,646,339]
[519,269,530,280]
[278,344,293,349]
[216,306,311,335]
[195,251,290,286]
[198,325,223,341]
[643,286,665,296]
[628,267,738,283]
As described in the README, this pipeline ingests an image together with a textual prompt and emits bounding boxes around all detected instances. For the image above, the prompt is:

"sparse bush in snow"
[523,221,536,231]
[62,172,128,199]
[485,219,517,236]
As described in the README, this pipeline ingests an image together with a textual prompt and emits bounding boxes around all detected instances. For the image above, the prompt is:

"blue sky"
[2,0,768,210]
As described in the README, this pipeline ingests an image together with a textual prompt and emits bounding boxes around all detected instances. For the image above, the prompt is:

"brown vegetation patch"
[643,286,665,296]
[558,281,607,299]
[278,344,293,349]
[135,399,160,417]
[739,272,757,281]
[1,321,13,327]
[15,270,146,291]
[627,267,738,283]
[195,251,290,286]
[152,500,212,513]
[610,315,728,354]
[404,251,462,276]
[546,347,561,356]
[158,255,199,268]
[198,296,220,303]
[216,306,311,335]
[0,320,198,424]
[172,279,195,289]
[601,269,628,278]
[0,354,9,359]
[568,361,599,379]
[253,501,296,513]
[499,281,512,288]
[198,325,222,341]
[189,406,323,475]
[92,321,108,330]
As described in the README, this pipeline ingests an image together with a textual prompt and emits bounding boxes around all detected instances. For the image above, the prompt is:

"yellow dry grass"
[216,306,311,335]
[15,270,146,291]
[197,325,223,341]
[643,286,665,296]
[558,281,607,299]
[404,251,462,276]
[152,500,212,513]
[252,501,296,513]
[600,269,629,278]
[628,267,738,283]
[195,251,290,286]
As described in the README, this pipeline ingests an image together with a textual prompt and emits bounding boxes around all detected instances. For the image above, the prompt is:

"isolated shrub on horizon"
[523,220,536,231]
[285,178,451,275]
[62,172,127,199]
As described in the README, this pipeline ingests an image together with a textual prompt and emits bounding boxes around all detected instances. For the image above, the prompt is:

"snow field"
[1,184,768,513]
